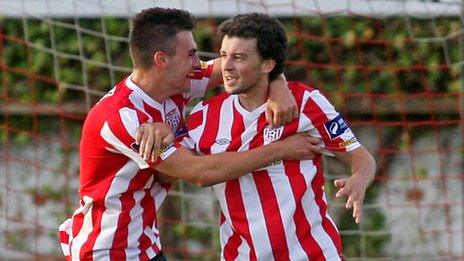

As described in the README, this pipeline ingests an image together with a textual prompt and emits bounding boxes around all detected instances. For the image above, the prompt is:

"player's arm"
[135,122,174,162]
[153,170,178,184]
[206,58,298,126]
[266,74,298,127]
[205,58,223,89]
[331,146,376,224]
[301,88,376,223]
[154,133,321,187]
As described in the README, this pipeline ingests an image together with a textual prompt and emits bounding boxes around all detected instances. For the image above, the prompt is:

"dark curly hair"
[129,7,194,70]
[218,13,288,81]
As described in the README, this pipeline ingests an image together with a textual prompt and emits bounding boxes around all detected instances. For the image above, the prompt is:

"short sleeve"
[187,60,214,100]
[301,90,360,152]
[180,101,206,154]
[99,107,178,169]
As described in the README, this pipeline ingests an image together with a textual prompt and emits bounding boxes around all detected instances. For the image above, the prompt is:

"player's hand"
[266,80,298,127]
[334,175,370,224]
[277,133,322,161]
[135,122,174,162]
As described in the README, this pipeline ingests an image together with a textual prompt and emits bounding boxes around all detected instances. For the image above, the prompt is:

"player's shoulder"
[201,92,230,107]
[86,79,138,121]
[287,81,317,93]
[288,81,329,101]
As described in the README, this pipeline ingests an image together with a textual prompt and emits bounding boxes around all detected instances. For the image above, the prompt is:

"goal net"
[0,0,462,260]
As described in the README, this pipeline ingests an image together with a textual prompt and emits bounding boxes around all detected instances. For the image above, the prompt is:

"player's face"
[166,30,201,93]
[219,36,267,95]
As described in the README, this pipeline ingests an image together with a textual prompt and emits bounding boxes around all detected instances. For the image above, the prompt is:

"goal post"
[0,0,462,260]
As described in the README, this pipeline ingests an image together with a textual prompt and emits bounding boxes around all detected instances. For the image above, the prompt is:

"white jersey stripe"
[211,96,234,154]
[237,234,252,260]
[298,91,322,138]
[126,190,147,255]
[239,174,272,260]
[299,160,340,260]
[101,121,148,169]
[119,107,141,138]
[151,184,167,219]
[92,161,138,253]
[219,217,234,261]
[128,92,154,123]
[270,169,309,260]
[193,103,208,154]
[71,196,94,260]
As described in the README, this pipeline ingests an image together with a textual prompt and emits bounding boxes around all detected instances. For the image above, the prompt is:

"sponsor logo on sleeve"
[324,115,349,140]
[339,137,357,148]
[159,143,177,160]
[160,143,173,154]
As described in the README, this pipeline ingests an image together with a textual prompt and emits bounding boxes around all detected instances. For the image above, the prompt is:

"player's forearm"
[206,58,223,89]
[269,74,286,87]
[349,147,376,187]
[193,142,285,186]
[156,142,285,187]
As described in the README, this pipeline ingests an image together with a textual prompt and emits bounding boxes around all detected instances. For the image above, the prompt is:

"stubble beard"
[227,83,252,95]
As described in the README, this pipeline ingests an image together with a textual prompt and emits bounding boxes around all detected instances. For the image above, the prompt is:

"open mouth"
[224,75,237,85]
[187,67,202,78]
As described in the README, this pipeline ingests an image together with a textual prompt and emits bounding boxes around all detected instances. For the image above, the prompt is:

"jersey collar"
[125,74,163,111]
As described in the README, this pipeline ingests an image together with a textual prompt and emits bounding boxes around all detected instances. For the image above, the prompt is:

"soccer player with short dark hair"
[183,13,376,260]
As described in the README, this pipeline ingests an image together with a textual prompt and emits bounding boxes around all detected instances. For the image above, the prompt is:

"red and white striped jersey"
[59,61,213,260]
[183,81,360,261]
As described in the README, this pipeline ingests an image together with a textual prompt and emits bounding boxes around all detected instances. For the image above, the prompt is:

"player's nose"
[192,53,201,68]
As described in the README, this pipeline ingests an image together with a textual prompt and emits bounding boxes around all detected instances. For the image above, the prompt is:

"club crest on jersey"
[165,109,180,130]
[324,114,349,140]
[264,126,284,143]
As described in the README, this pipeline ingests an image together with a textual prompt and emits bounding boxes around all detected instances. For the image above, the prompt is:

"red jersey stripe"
[284,160,325,259]
[223,228,242,260]
[312,158,344,255]
[198,102,221,155]
[250,115,290,260]
[186,110,203,131]
[224,179,257,260]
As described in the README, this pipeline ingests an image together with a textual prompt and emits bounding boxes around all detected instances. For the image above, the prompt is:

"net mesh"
[0,0,463,260]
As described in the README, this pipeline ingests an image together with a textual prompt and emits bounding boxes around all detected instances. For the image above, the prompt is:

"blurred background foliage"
[1,16,460,106]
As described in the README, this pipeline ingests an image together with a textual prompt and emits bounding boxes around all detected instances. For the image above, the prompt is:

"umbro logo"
[215,138,231,145]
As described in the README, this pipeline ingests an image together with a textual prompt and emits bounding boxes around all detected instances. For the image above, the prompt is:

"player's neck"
[131,68,168,104]
[238,79,269,112]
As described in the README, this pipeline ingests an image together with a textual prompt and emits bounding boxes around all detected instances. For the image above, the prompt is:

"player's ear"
[153,51,169,69]
[261,58,276,74]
